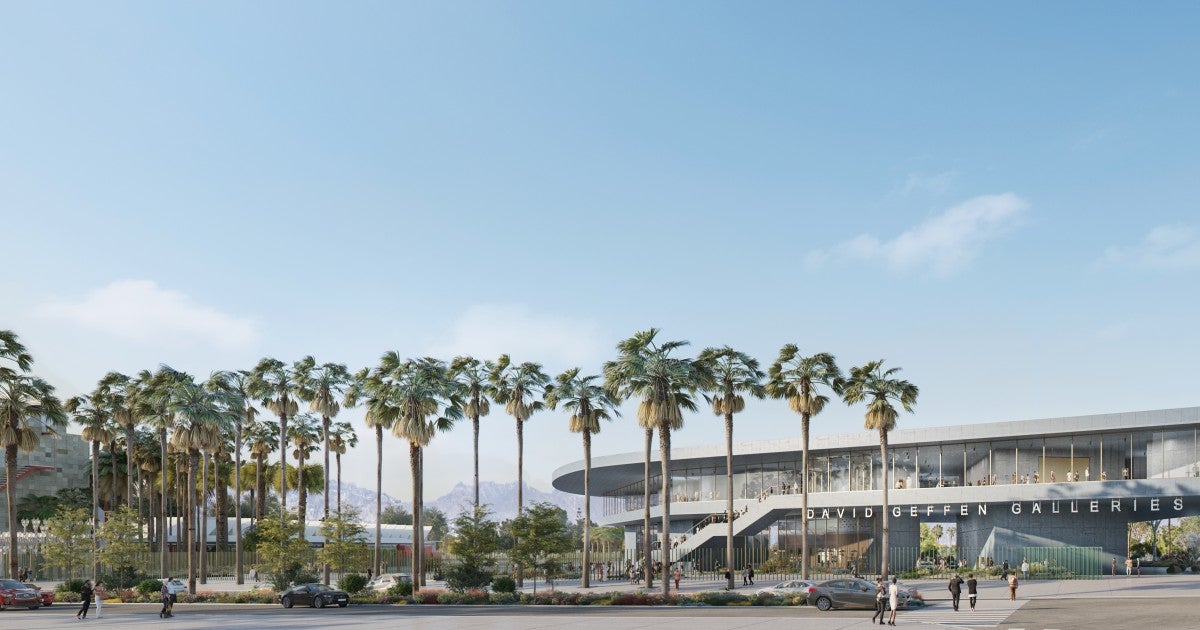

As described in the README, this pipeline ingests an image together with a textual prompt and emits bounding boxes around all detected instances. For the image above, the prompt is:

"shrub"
[137,579,164,597]
[487,591,519,605]
[444,561,493,592]
[692,591,752,606]
[339,573,368,594]
[387,579,413,597]
[416,589,444,604]
[491,575,516,593]
[58,578,86,594]
[99,565,146,589]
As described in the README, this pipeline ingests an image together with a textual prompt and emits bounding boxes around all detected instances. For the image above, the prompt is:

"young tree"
[508,502,574,592]
[42,507,92,580]
[444,505,499,592]
[96,505,145,588]
[317,507,369,577]
[257,509,311,591]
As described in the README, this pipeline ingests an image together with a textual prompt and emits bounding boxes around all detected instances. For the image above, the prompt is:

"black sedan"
[279,583,349,609]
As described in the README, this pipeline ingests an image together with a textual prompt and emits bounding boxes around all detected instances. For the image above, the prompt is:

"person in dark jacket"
[948,573,964,611]
[966,574,979,610]
[871,578,886,625]
[77,580,94,620]
[160,578,174,618]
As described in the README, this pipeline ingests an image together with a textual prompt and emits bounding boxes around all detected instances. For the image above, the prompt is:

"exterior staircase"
[667,495,793,562]
[0,465,54,492]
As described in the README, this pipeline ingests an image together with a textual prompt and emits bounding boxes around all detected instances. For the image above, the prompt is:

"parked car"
[23,584,54,607]
[159,578,187,596]
[366,573,412,592]
[755,579,817,601]
[0,579,42,610]
[809,578,910,611]
[279,583,350,609]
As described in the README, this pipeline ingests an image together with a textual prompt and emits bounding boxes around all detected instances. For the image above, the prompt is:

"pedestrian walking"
[1126,557,1133,576]
[948,573,963,611]
[1007,573,1018,601]
[966,574,978,610]
[1001,560,1010,580]
[76,580,94,620]
[741,566,748,587]
[747,565,755,585]
[673,567,682,590]
[1020,559,1029,580]
[160,578,173,618]
[887,577,899,625]
[1111,558,1117,576]
[94,582,104,618]
[871,578,886,625]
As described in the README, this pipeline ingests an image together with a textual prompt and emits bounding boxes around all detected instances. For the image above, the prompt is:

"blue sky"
[3,2,1198,500]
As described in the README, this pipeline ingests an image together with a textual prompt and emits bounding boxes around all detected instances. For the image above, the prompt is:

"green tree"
[294,357,351,585]
[42,507,91,580]
[317,507,369,577]
[423,506,450,542]
[444,505,499,592]
[544,367,619,588]
[208,369,259,584]
[604,328,709,595]
[246,418,279,522]
[257,508,311,591]
[328,421,357,517]
[288,412,322,526]
[508,502,574,591]
[380,504,413,524]
[841,360,918,582]
[97,505,145,587]
[697,346,765,589]
[487,355,549,522]
[248,358,300,512]
[919,523,944,559]
[449,357,492,509]
[67,386,115,580]
[765,345,841,580]
[344,367,395,577]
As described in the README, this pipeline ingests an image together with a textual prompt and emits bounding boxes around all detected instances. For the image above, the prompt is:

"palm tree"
[487,355,548,520]
[206,370,257,584]
[449,356,491,508]
[545,368,619,589]
[765,346,841,580]
[97,372,138,511]
[603,328,709,597]
[328,421,358,517]
[67,387,115,580]
[1,331,66,579]
[169,379,235,594]
[134,366,188,578]
[246,418,279,522]
[372,354,461,592]
[697,346,765,590]
[841,360,918,583]
[294,357,350,586]
[344,367,394,578]
[248,358,299,512]
[288,412,321,527]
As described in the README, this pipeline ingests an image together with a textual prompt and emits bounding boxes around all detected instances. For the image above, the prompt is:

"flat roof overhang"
[553,407,1200,495]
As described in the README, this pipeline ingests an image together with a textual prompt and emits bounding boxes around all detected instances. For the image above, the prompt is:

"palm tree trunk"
[642,427,653,589]
[216,455,229,551]
[336,451,342,518]
[409,442,422,593]
[516,417,524,587]
[235,413,244,584]
[322,413,331,586]
[110,440,119,509]
[6,443,19,579]
[187,451,197,594]
[879,428,890,582]
[91,440,100,581]
[373,425,382,577]
[725,412,734,590]
[159,429,168,577]
[200,451,209,585]
[801,413,810,580]
[278,410,288,510]
[582,428,592,589]
[297,449,308,531]
[472,413,480,508]
[658,423,672,597]
[255,455,266,523]
[125,426,135,512]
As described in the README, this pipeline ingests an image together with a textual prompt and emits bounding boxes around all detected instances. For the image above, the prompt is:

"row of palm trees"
[3,327,918,599]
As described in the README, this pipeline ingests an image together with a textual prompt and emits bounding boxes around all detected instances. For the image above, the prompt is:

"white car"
[756,579,817,600]
[366,573,412,592]
[159,578,187,595]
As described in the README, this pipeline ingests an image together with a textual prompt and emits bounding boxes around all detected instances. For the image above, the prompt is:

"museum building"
[552,407,1200,574]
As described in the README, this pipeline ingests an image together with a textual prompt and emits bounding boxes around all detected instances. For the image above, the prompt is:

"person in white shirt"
[887,577,899,625]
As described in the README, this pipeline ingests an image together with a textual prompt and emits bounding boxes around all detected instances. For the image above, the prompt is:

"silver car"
[366,573,412,592]
[755,579,817,601]
[809,578,910,611]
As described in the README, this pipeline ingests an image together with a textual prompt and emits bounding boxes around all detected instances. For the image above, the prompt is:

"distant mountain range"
[290,480,595,523]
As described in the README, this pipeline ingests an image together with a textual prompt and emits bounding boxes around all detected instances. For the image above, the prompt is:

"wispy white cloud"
[1099,224,1200,270]
[423,303,603,368]
[806,193,1029,277]
[900,171,956,197]
[34,280,259,350]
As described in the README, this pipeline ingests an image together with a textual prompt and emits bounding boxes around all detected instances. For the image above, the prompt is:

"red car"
[0,579,42,610]
[24,584,54,607]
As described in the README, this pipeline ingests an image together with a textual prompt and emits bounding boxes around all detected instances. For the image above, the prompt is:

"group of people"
[74,580,103,620]
[871,577,902,625]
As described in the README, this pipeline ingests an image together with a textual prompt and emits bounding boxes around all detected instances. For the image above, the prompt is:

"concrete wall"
[1,434,91,530]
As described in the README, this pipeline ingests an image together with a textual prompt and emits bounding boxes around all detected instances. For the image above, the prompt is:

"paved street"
[10,576,1197,630]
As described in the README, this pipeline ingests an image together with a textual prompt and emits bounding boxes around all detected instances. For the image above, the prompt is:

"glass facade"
[601,428,1200,518]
